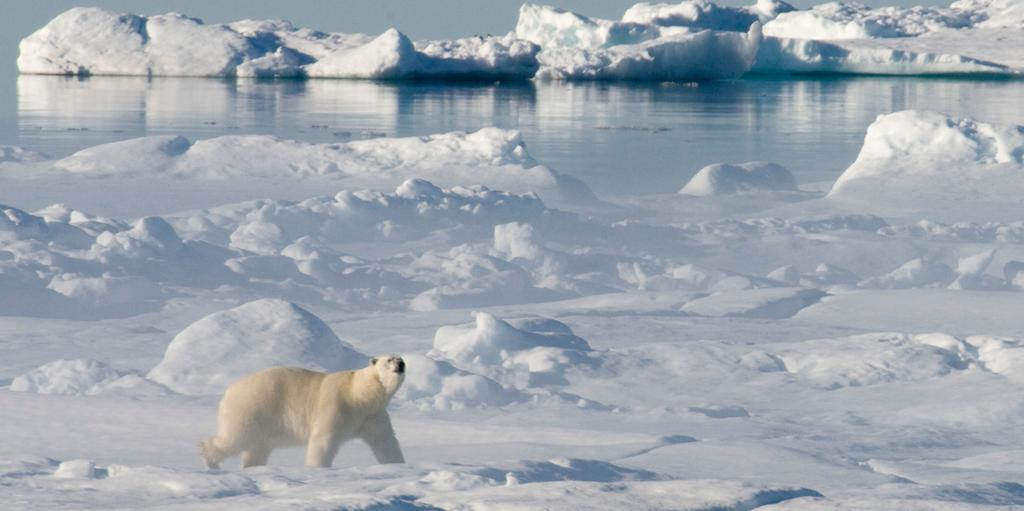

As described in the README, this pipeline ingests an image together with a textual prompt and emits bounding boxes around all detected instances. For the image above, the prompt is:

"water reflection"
[14,75,1024,194]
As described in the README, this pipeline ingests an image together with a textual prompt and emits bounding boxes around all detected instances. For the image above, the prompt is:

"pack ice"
[3,105,1024,507]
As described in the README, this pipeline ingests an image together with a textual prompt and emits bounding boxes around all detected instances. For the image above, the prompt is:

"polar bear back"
[219,367,331,444]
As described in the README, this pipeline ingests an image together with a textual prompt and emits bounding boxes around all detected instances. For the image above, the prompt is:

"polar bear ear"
[370,357,379,365]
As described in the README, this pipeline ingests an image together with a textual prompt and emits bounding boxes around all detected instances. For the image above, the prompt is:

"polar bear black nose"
[396,359,405,373]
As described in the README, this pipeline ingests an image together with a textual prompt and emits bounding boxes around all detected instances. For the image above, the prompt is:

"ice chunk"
[1004,260,1024,289]
[858,257,955,289]
[396,354,526,409]
[516,4,762,81]
[763,2,981,40]
[53,460,98,479]
[147,299,365,395]
[679,161,796,196]
[969,335,1024,383]
[431,312,592,388]
[948,248,1004,290]
[623,0,795,31]
[493,222,543,261]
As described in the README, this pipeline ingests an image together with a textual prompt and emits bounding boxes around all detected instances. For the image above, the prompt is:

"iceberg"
[18,7,539,80]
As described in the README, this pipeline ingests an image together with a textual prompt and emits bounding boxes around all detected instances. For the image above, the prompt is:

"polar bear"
[200,355,406,469]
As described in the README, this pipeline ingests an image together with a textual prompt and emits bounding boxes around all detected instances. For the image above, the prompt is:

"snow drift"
[147,299,365,395]
[18,8,540,80]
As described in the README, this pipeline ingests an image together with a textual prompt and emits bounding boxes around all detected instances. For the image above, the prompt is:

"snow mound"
[432,312,594,388]
[19,8,539,80]
[516,4,763,81]
[679,161,796,196]
[778,333,974,389]
[147,299,365,395]
[396,353,526,409]
[828,111,1024,215]
[10,359,167,397]
[50,129,592,202]
[624,0,794,30]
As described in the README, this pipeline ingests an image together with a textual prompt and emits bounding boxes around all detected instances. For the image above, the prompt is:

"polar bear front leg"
[359,412,405,464]
[305,424,342,468]
[305,411,350,468]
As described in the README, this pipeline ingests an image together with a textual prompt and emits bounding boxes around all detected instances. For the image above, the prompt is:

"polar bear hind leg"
[240,446,272,468]
[200,435,240,469]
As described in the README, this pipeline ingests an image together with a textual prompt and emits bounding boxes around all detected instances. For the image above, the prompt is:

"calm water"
[5,74,1024,195]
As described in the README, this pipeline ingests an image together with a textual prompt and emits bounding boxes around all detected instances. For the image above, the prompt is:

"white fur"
[200,355,406,469]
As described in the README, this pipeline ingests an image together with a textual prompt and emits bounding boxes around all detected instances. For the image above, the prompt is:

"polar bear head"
[371,354,406,396]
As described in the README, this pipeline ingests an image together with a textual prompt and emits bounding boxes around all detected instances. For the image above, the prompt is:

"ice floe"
[18,8,539,80]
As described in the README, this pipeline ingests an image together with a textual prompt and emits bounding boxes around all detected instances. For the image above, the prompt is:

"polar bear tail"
[200,437,228,469]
